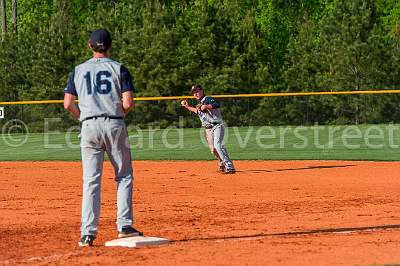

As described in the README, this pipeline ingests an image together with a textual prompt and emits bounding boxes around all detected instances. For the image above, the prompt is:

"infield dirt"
[1,160,400,265]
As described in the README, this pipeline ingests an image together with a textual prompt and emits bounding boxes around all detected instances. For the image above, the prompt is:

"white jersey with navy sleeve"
[197,95,224,126]
[64,56,137,238]
[196,95,235,172]
[64,58,134,121]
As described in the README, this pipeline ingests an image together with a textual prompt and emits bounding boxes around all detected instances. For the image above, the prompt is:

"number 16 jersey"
[64,58,135,121]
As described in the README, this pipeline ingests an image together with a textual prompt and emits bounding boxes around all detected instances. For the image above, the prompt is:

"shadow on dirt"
[236,164,356,174]
[174,223,400,243]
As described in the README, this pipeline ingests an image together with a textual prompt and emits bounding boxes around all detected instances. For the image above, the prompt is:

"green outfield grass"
[0,124,400,161]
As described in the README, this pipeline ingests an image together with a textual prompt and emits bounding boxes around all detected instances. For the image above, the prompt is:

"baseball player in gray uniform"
[64,28,142,247]
[181,84,235,174]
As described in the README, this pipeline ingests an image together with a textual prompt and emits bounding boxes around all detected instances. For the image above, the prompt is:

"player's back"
[73,58,126,121]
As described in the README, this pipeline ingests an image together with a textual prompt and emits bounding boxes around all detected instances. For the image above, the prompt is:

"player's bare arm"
[64,93,80,119]
[181,100,198,114]
[200,104,213,112]
[122,91,134,115]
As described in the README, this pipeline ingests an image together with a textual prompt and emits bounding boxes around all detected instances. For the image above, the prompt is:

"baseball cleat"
[224,169,236,174]
[218,165,225,172]
[78,235,95,247]
[118,226,143,238]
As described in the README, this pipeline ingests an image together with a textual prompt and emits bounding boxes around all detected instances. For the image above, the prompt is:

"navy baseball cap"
[89,28,112,49]
[191,84,203,93]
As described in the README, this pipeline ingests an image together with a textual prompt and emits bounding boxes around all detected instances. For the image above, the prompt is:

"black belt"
[203,122,221,129]
[81,115,123,122]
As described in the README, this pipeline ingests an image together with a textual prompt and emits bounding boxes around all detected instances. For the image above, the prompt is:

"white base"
[105,236,169,248]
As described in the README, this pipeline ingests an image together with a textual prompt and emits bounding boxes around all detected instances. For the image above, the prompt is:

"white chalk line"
[1,251,80,265]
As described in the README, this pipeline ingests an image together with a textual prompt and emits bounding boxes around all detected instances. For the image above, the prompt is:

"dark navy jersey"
[64,57,134,121]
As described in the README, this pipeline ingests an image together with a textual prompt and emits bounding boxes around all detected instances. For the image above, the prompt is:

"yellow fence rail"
[1,89,400,105]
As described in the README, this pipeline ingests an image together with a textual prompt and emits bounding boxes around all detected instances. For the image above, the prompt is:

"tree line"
[1,0,400,130]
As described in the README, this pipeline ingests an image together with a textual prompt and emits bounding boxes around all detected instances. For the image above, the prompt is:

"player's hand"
[180,100,189,108]
[200,105,208,112]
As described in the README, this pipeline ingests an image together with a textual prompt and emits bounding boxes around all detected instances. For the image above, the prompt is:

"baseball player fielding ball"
[181,84,235,174]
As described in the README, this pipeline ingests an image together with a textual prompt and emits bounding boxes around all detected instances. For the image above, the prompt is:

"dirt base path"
[1,160,400,265]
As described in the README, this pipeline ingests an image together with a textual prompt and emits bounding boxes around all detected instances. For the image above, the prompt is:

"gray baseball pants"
[205,124,235,170]
[80,117,133,236]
